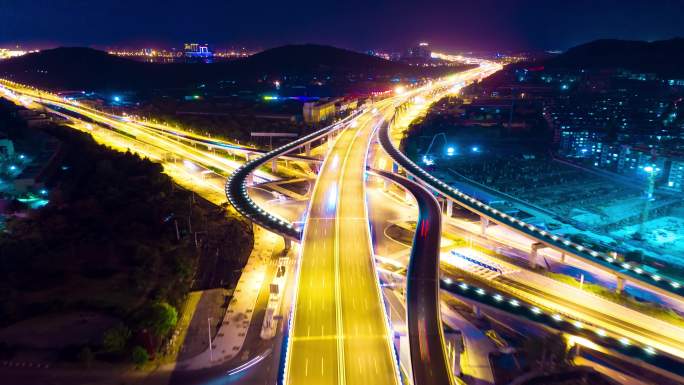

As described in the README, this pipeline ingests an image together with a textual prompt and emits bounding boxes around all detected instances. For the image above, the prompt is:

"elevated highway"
[377,115,684,301]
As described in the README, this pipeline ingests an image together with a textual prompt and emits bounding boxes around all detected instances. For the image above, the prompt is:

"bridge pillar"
[245,152,250,162]
[305,142,311,157]
[327,133,333,150]
[246,173,254,186]
[284,237,292,252]
[616,276,625,294]
[383,179,389,192]
[480,216,489,235]
[530,242,546,269]
[271,159,277,174]
[446,199,453,217]
[560,252,566,263]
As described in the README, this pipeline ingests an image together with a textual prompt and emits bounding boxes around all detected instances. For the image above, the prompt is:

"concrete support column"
[560,252,566,263]
[305,142,311,157]
[616,276,625,294]
[284,237,292,252]
[446,199,453,217]
[271,158,277,174]
[245,152,250,162]
[480,216,489,235]
[530,242,548,269]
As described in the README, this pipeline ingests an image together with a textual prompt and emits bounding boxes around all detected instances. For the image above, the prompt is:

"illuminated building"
[0,136,15,162]
[666,158,684,192]
[303,98,338,124]
[407,42,432,59]
[0,48,37,59]
[184,43,213,58]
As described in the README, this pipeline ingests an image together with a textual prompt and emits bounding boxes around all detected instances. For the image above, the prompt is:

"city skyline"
[1,0,683,52]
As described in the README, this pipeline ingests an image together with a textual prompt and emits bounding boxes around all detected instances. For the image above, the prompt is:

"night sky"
[1,0,683,52]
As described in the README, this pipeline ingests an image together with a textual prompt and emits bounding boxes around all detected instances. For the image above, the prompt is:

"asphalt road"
[286,108,399,385]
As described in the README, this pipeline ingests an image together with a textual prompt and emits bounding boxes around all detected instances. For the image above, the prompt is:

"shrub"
[131,346,149,368]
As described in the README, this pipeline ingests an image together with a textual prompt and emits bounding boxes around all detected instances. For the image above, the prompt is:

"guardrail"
[441,278,684,380]
[225,110,363,241]
[377,119,684,299]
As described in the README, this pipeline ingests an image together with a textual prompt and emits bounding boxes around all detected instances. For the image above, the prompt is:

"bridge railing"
[377,117,684,298]
[225,109,363,240]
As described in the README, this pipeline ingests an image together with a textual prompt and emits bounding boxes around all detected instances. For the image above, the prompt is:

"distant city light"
[39,189,48,195]
[113,96,121,102]
[471,146,479,153]
[422,155,435,166]
[643,166,653,173]
[446,146,455,156]
[394,86,406,95]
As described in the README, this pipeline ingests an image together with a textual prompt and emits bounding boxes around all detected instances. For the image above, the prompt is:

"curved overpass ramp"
[370,169,456,385]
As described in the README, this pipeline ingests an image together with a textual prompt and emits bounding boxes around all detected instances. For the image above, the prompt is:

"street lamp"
[638,164,661,235]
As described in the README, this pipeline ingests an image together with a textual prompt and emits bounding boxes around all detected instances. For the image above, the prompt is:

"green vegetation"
[139,302,178,338]
[0,124,253,364]
[543,271,684,327]
[130,346,149,368]
[103,323,132,354]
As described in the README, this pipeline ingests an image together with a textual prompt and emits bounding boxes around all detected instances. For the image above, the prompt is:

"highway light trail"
[286,103,401,385]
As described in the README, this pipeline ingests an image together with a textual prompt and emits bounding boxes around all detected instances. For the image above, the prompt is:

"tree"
[131,346,149,368]
[103,323,131,354]
[141,302,178,337]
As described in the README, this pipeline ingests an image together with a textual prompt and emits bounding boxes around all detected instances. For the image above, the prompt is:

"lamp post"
[207,317,214,362]
[639,165,660,235]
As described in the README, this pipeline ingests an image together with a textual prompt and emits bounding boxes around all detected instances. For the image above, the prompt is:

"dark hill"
[0,45,451,92]
[544,38,684,78]
[240,44,408,74]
